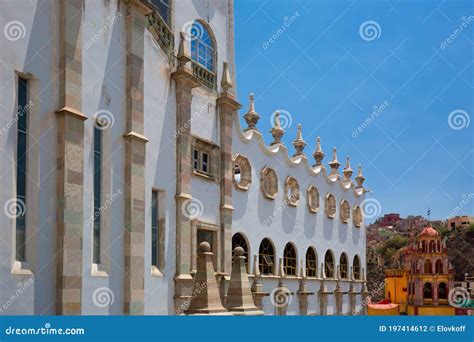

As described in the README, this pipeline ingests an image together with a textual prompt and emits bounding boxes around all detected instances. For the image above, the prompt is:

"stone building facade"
[0,0,367,315]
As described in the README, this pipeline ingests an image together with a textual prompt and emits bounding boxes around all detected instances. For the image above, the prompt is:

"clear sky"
[233,0,474,223]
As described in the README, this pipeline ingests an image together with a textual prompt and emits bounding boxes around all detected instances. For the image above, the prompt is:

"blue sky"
[233,0,474,222]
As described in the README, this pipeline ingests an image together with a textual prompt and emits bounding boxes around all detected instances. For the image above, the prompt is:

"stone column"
[123,4,149,315]
[433,280,438,306]
[172,33,200,311]
[297,262,313,316]
[250,254,267,310]
[318,263,331,316]
[334,266,345,315]
[55,0,86,315]
[216,62,241,280]
[348,268,358,315]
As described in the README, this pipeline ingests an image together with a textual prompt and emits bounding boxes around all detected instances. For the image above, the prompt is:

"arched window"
[190,21,215,71]
[435,259,443,274]
[423,282,432,299]
[306,247,317,277]
[437,240,441,252]
[424,259,432,274]
[438,282,447,299]
[324,250,334,278]
[259,238,275,275]
[232,233,249,272]
[339,253,348,278]
[149,0,171,25]
[283,243,297,276]
[353,255,361,280]
[429,240,435,253]
[422,240,427,253]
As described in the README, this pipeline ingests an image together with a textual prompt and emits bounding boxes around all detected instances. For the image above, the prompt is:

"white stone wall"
[231,118,367,315]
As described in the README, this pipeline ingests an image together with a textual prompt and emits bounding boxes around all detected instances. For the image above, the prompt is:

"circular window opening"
[340,200,350,223]
[307,186,319,213]
[325,193,336,219]
[353,205,363,227]
[260,167,278,200]
[233,155,251,191]
[284,176,299,206]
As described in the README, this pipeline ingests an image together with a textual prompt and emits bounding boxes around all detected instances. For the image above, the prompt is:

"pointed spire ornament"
[225,247,263,315]
[292,124,307,157]
[312,137,325,166]
[343,156,353,181]
[243,93,260,131]
[220,61,232,95]
[355,164,366,189]
[177,31,191,69]
[270,112,285,146]
[328,147,341,176]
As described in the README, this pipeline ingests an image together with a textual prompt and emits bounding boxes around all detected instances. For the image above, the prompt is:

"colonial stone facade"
[0,0,367,315]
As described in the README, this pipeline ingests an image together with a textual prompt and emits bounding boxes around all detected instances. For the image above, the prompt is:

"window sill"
[91,263,109,277]
[11,261,34,275]
[193,170,217,182]
[151,266,163,277]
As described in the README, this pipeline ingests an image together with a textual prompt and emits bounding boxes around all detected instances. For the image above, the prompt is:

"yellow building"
[370,225,456,316]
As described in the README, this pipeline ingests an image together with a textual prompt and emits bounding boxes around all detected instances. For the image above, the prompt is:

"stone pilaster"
[216,62,241,281]
[334,267,346,315]
[297,263,313,316]
[172,33,200,312]
[318,263,331,316]
[55,0,85,315]
[123,5,148,315]
[250,254,267,310]
[348,268,357,315]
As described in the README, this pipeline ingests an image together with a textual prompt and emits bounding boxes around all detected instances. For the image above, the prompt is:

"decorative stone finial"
[292,124,307,157]
[225,247,263,315]
[185,242,228,315]
[299,260,306,279]
[343,156,353,181]
[243,93,260,131]
[355,164,366,189]
[177,32,191,68]
[270,112,285,146]
[328,147,341,176]
[312,137,325,166]
[220,61,232,95]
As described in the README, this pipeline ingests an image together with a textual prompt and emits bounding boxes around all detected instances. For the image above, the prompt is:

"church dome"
[419,225,439,237]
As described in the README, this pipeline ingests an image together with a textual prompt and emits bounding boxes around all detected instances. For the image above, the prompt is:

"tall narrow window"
[149,0,171,26]
[93,126,102,264]
[15,77,28,261]
[151,190,159,267]
[191,21,215,71]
